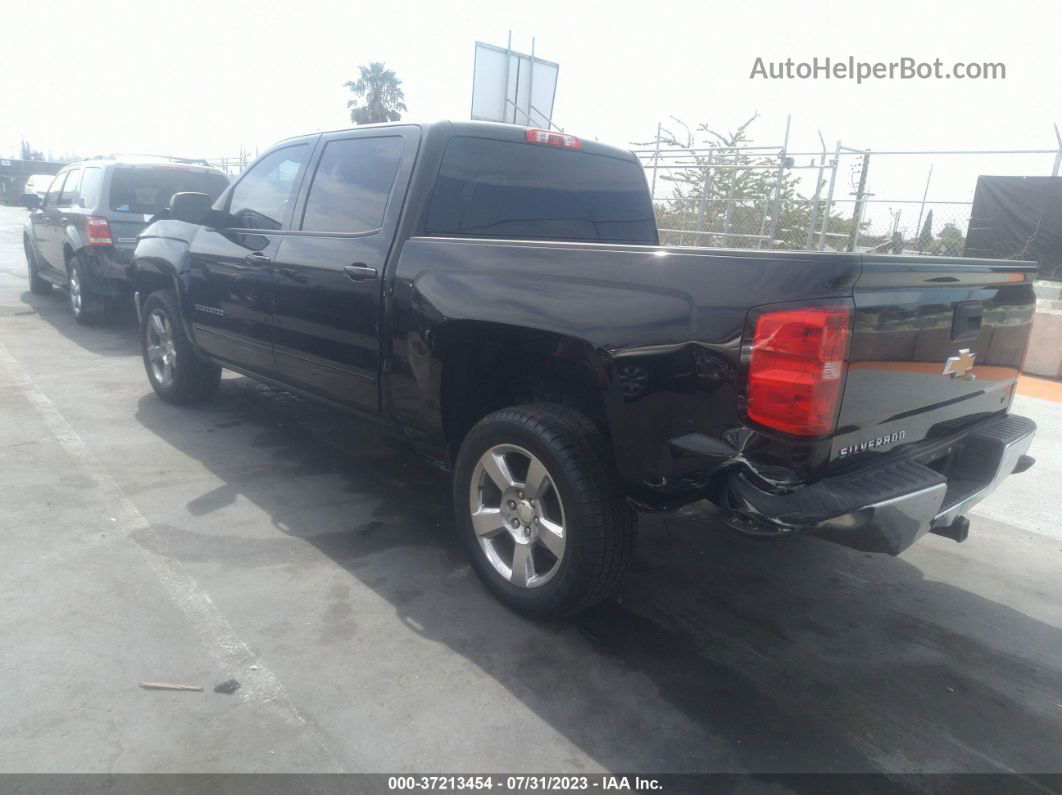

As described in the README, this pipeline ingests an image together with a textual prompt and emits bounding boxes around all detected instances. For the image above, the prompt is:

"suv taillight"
[86,216,112,247]
[746,304,851,437]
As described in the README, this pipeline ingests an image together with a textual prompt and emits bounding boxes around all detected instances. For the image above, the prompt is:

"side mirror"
[20,193,41,210]
[169,192,213,224]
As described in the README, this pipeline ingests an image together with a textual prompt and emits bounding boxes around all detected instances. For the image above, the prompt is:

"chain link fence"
[635,124,1062,266]
[205,152,252,176]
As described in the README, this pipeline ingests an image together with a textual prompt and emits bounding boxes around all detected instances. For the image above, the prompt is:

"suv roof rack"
[86,153,212,166]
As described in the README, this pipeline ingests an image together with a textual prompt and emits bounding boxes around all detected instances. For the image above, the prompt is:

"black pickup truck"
[131,121,1037,617]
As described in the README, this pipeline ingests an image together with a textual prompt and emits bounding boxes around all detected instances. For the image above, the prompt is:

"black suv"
[22,157,229,322]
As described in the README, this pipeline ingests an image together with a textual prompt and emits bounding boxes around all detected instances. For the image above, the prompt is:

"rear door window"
[300,136,405,234]
[425,136,657,244]
[109,166,229,215]
[228,145,309,230]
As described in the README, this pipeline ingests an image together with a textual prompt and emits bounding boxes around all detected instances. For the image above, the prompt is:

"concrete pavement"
[1,205,1060,775]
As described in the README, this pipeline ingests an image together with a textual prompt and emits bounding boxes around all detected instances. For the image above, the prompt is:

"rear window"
[108,167,229,214]
[425,137,657,244]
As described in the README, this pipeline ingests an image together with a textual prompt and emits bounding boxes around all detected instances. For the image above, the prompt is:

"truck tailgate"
[832,256,1036,463]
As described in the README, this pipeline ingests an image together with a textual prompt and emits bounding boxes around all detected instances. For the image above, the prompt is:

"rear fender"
[390,258,699,478]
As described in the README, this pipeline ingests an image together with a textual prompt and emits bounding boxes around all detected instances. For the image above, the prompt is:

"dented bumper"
[721,413,1036,555]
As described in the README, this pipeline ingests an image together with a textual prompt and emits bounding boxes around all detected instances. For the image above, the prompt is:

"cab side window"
[300,136,405,234]
[228,145,309,230]
[43,173,67,208]
[59,167,83,208]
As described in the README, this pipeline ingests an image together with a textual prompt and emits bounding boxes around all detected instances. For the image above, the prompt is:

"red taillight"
[86,216,112,247]
[525,129,582,150]
[746,305,851,437]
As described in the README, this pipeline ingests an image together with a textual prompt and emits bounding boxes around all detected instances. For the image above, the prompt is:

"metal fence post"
[650,122,662,201]
[818,141,842,250]
[847,150,871,252]
[913,164,934,247]
[697,148,715,243]
[764,115,791,248]
[722,159,736,247]
[805,133,827,250]
[1053,123,1062,176]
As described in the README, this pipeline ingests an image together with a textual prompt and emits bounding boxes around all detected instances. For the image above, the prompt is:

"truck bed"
[389,237,1036,493]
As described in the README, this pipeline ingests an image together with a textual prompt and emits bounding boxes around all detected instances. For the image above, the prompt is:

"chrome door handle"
[343,263,378,281]
[244,252,272,268]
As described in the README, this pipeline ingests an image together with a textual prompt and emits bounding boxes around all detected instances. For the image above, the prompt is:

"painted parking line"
[0,338,347,771]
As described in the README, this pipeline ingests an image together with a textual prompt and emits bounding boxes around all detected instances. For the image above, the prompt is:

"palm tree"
[345,62,407,125]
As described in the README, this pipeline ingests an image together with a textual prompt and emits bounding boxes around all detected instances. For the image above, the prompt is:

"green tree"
[916,209,934,252]
[345,62,407,125]
[935,221,965,256]
[638,115,865,250]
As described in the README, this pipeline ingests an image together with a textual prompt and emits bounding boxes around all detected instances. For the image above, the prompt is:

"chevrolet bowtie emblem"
[943,348,977,380]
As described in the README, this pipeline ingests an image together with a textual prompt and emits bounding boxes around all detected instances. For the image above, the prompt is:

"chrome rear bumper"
[723,413,1036,555]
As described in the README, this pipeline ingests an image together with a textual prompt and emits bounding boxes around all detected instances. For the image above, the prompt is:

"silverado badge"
[942,349,977,380]
[838,431,907,459]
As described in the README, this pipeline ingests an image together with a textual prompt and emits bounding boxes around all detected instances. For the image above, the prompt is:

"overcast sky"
[4,0,1059,234]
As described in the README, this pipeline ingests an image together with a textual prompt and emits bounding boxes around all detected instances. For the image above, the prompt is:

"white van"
[23,174,56,199]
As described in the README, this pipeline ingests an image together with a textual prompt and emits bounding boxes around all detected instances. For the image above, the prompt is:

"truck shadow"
[133,376,1062,776]
[19,289,139,357]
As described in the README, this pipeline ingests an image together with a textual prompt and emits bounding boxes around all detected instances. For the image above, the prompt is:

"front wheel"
[25,239,52,295]
[141,289,221,404]
[453,404,638,618]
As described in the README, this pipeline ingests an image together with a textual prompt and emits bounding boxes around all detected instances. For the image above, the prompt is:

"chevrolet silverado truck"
[130,121,1037,617]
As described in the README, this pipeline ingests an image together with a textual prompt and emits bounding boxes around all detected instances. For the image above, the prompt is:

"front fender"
[132,220,200,350]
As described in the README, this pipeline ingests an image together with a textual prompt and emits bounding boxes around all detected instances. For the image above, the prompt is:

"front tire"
[453,404,637,618]
[141,289,221,404]
[24,239,52,295]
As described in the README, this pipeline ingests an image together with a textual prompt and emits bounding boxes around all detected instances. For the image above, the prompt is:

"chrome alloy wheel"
[469,444,567,588]
[146,309,177,388]
[68,267,82,315]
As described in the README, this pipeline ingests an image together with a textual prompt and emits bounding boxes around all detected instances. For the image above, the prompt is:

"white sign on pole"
[471,41,559,128]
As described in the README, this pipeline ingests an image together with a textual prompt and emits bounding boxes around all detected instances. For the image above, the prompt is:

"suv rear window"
[425,137,657,244]
[109,166,229,214]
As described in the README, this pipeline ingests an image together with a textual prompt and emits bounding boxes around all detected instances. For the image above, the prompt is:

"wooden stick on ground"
[138,682,203,691]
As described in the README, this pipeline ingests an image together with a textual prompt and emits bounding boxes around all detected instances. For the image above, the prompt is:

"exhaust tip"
[931,515,970,543]
[1012,454,1036,475]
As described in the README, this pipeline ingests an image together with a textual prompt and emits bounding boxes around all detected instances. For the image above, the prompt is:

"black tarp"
[965,175,1062,280]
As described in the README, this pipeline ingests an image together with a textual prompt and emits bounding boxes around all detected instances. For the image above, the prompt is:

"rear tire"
[453,403,637,618]
[141,289,221,404]
[68,255,105,324]
[24,239,52,295]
